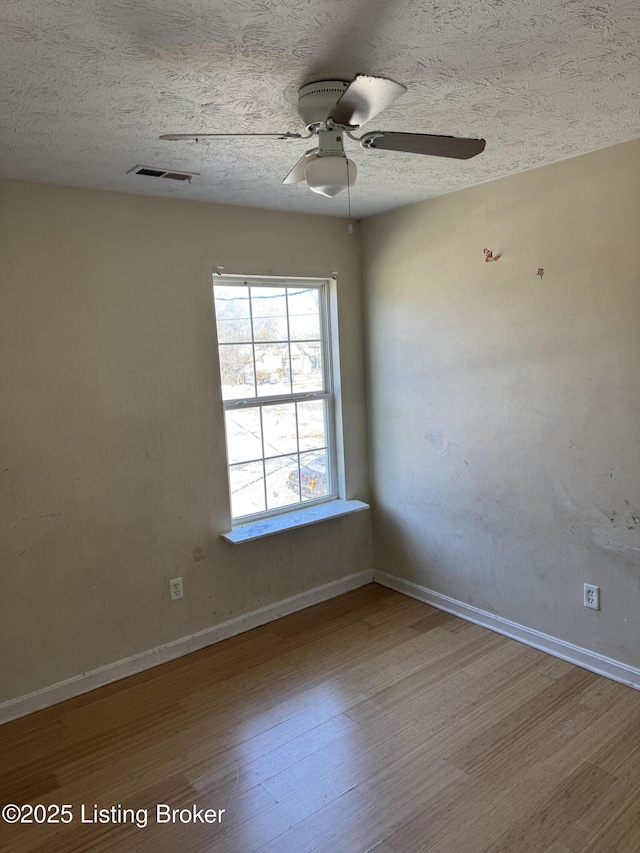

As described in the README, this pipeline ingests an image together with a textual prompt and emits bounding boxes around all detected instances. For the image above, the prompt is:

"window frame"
[213,274,339,525]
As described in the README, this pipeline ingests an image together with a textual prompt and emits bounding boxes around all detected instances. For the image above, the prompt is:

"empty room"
[1,1,640,851]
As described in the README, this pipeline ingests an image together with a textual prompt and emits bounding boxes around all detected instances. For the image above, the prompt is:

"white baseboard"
[8,566,636,725]
[374,569,640,691]
[0,570,374,725]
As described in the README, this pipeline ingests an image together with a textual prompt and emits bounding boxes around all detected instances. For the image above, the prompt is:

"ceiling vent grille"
[127,166,199,182]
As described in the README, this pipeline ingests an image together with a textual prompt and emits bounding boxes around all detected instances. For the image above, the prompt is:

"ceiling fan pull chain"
[347,160,353,233]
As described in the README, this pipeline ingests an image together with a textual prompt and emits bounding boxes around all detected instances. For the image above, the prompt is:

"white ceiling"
[1,0,639,218]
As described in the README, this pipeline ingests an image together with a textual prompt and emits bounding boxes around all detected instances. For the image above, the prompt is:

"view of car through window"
[285,455,328,499]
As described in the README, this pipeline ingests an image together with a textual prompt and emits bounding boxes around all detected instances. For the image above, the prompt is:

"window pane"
[214,287,252,343]
[288,288,321,341]
[297,400,327,451]
[266,455,300,510]
[291,342,324,392]
[253,315,288,342]
[229,461,265,517]
[299,449,329,502]
[217,317,252,344]
[262,403,297,457]
[219,344,255,400]
[251,287,287,344]
[255,343,291,396]
[225,409,262,464]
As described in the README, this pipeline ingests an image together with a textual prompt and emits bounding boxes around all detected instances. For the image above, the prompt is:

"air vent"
[136,168,165,177]
[127,166,199,182]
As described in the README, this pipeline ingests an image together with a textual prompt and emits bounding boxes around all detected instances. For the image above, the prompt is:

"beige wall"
[363,138,640,668]
[0,179,371,703]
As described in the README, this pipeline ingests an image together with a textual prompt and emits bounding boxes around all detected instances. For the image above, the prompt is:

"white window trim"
[213,274,347,531]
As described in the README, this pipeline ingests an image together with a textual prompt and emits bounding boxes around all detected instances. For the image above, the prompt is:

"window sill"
[221,499,369,545]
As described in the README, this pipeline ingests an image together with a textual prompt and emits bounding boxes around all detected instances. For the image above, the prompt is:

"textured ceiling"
[1,0,639,218]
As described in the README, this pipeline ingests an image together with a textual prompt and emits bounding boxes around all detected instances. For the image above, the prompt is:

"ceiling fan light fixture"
[304,156,357,197]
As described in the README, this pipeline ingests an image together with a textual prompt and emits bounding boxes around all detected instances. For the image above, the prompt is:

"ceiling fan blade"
[160,132,305,141]
[360,131,486,159]
[282,149,319,184]
[329,75,407,128]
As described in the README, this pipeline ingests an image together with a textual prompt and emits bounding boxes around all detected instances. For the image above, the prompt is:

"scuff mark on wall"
[425,430,443,447]
[592,524,640,557]
[440,443,455,461]
[556,483,640,554]
[425,430,455,461]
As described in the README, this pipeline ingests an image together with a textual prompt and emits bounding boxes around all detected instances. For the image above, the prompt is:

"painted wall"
[362,138,640,668]
[0,179,371,703]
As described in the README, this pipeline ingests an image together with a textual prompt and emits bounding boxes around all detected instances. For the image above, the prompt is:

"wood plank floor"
[1,583,639,852]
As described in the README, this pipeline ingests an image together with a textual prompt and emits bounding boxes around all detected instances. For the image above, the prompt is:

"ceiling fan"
[160,74,486,198]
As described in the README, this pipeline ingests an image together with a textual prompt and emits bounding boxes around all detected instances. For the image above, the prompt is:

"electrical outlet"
[584,583,600,610]
[169,577,183,601]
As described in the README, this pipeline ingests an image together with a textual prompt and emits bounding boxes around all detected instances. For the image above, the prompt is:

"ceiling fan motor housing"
[296,80,350,128]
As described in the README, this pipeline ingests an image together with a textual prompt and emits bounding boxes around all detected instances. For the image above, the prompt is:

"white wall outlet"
[584,583,600,610]
[169,577,184,601]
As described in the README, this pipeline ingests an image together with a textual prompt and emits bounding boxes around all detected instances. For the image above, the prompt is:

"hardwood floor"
[1,583,639,852]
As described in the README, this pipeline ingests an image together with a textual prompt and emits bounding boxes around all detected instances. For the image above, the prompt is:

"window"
[213,276,338,523]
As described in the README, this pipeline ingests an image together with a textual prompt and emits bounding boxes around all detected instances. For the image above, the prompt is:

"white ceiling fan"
[160,74,486,198]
